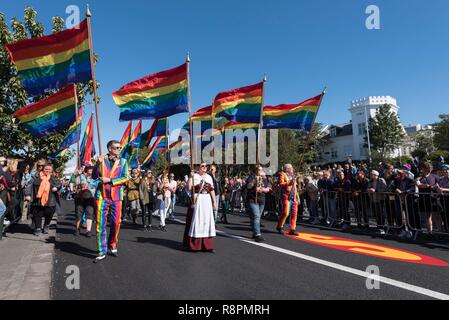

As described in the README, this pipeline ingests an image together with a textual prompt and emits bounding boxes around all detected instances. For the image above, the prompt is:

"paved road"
[52,200,449,300]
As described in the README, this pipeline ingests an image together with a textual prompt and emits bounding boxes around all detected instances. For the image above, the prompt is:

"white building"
[319,96,407,163]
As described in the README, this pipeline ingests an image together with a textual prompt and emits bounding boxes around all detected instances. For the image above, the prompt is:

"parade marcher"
[245,166,272,242]
[210,164,223,223]
[125,168,142,225]
[276,164,300,236]
[305,174,320,225]
[20,164,32,222]
[157,170,173,232]
[183,162,217,252]
[25,164,61,236]
[92,140,129,263]
[141,171,157,231]
[74,165,98,237]
[167,172,178,221]
[221,177,231,224]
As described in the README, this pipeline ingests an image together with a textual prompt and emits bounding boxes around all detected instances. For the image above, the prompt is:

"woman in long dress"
[183,162,217,252]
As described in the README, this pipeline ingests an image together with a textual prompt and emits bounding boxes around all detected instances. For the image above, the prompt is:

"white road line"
[175,218,449,300]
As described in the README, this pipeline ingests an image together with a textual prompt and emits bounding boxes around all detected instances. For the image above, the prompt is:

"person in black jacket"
[25,164,61,236]
[209,165,223,223]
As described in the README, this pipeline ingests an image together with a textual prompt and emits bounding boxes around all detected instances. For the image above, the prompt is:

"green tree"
[433,114,449,151]
[410,131,435,159]
[366,104,405,161]
[0,7,98,169]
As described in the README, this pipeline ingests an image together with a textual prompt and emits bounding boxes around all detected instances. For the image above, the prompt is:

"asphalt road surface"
[52,200,449,300]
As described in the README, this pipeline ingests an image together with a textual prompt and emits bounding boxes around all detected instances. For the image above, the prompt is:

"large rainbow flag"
[13,84,77,138]
[112,64,188,121]
[262,94,323,131]
[141,136,168,168]
[56,105,83,152]
[80,113,95,165]
[212,82,263,125]
[5,20,92,96]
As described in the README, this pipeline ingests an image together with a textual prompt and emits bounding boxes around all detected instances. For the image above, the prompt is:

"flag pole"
[73,85,81,171]
[165,117,169,172]
[86,5,103,155]
[255,74,267,204]
[297,86,327,173]
[186,53,196,205]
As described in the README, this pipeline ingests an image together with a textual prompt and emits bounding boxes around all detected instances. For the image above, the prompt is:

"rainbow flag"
[128,120,142,168]
[80,113,95,165]
[262,94,323,131]
[141,136,168,168]
[56,105,83,152]
[182,105,212,135]
[213,82,263,125]
[49,148,68,160]
[112,64,188,121]
[120,121,133,147]
[5,20,92,96]
[13,84,77,138]
[139,118,167,149]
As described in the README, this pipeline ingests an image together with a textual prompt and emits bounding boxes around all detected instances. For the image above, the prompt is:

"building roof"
[324,122,353,138]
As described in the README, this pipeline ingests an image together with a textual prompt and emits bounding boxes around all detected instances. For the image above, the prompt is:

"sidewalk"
[0,218,56,300]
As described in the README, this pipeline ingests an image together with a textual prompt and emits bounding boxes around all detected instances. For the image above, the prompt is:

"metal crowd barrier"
[404,192,449,240]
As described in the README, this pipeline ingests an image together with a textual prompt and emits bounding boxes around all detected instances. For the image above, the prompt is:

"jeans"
[159,197,171,227]
[247,202,265,237]
[168,194,176,218]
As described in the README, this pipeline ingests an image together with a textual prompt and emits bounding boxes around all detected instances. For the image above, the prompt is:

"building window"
[330,127,337,138]
[360,143,367,157]
[343,145,352,157]
[331,148,338,159]
[358,123,366,136]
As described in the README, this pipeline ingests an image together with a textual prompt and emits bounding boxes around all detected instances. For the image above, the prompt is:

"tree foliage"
[433,114,449,151]
[366,104,405,160]
[0,7,98,171]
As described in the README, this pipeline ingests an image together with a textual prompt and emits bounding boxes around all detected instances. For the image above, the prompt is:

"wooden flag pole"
[255,74,267,204]
[74,85,81,170]
[86,5,103,155]
[186,53,196,204]
[297,86,327,173]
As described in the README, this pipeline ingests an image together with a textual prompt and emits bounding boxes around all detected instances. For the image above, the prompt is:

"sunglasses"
[200,164,207,168]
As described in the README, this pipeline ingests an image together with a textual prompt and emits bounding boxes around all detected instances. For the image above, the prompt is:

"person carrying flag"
[92,140,129,263]
[276,164,300,236]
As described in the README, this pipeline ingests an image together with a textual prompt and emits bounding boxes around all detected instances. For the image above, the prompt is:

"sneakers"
[33,228,42,236]
[276,227,284,234]
[42,225,50,234]
[288,230,299,236]
[254,235,265,243]
[94,255,106,263]
[109,248,118,257]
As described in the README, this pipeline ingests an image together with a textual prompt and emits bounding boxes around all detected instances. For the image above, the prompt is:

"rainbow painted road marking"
[285,232,449,267]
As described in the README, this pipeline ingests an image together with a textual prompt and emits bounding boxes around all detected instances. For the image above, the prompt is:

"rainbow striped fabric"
[262,94,323,131]
[5,20,92,96]
[141,136,167,168]
[213,82,263,124]
[128,120,142,168]
[80,113,95,165]
[55,105,83,153]
[112,64,188,121]
[182,106,212,136]
[139,118,167,149]
[13,84,77,138]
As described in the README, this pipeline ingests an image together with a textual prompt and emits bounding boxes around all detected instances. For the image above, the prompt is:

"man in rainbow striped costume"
[92,140,129,263]
[276,164,300,236]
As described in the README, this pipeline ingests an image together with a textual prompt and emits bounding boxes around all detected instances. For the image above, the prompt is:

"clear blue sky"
[3,0,449,150]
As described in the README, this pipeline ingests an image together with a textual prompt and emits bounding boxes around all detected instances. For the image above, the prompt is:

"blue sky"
[3,0,449,150]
